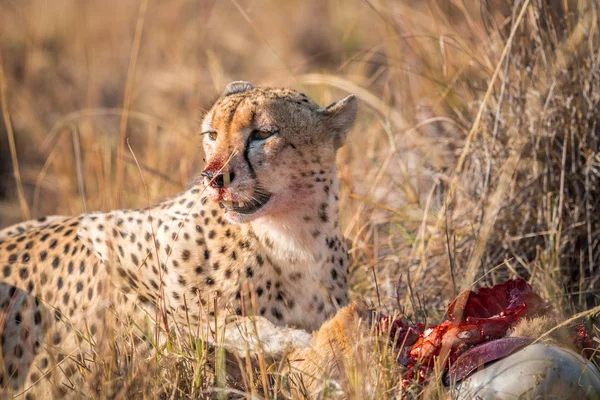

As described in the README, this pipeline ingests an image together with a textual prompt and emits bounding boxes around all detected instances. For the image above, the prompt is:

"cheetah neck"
[249,170,342,265]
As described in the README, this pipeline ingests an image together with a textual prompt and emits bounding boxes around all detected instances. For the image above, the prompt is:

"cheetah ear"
[223,81,254,96]
[319,94,358,150]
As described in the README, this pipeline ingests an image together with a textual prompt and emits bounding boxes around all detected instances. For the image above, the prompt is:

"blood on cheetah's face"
[200,82,357,224]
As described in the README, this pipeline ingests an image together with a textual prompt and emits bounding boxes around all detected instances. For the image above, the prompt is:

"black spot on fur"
[271,308,283,320]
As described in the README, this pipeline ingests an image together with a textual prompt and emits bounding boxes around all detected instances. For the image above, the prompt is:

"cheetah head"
[200,82,357,223]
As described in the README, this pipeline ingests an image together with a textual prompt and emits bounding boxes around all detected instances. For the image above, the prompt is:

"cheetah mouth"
[220,188,271,215]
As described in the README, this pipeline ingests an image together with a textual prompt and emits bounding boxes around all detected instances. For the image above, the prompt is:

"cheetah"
[0,81,358,398]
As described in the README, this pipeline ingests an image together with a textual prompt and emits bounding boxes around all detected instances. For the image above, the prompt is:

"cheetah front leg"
[215,315,313,359]
[215,304,376,398]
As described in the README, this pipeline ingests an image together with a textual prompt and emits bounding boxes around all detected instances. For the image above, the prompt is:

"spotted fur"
[0,83,357,398]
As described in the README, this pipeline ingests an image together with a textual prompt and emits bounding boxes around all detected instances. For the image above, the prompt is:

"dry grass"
[0,0,599,398]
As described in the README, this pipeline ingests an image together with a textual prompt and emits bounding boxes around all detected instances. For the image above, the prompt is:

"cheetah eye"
[251,128,278,141]
[202,131,218,141]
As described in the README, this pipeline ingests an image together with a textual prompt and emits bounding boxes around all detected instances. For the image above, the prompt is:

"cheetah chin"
[218,185,272,215]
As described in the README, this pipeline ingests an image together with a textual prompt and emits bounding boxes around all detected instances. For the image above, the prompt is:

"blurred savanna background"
[0,0,599,397]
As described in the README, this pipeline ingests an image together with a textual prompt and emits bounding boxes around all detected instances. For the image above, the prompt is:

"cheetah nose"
[201,170,235,189]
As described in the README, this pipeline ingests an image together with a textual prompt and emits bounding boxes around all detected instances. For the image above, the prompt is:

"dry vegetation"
[0,0,599,398]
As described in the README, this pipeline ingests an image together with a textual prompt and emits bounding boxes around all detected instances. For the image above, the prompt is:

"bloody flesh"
[390,278,553,386]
